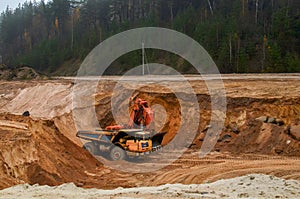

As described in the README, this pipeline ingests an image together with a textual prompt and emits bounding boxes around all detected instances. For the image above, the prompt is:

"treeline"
[0,0,299,74]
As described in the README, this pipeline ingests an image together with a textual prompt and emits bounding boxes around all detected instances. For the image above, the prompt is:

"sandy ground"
[0,80,72,119]
[1,74,300,119]
[0,74,300,198]
[0,174,299,199]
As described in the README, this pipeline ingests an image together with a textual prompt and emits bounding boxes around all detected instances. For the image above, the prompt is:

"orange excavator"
[105,97,154,131]
[76,97,165,161]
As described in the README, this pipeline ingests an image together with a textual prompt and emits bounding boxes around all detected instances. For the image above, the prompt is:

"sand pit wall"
[0,113,100,189]
[93,90,300,156]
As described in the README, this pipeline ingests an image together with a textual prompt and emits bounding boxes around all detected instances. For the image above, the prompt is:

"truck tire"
[110,146,126,161]
[83,142,97,155]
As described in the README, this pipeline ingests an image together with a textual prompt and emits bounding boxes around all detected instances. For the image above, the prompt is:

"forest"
[0,0,299,75]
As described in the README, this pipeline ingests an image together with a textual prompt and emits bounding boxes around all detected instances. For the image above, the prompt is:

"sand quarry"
[0,74,300,198]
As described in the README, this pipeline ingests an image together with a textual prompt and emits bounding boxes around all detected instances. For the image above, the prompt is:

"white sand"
[0,174,299,199]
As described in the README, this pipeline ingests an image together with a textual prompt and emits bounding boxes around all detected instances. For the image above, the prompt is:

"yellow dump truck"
[76,129,165,161]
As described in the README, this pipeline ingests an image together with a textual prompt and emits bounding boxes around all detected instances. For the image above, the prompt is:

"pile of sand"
[0,82,72,119]
[0,113,101,189]
[0,174,299,199]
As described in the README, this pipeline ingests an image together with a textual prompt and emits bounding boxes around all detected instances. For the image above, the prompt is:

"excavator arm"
[106,97,154,130]
[128,97,154,128]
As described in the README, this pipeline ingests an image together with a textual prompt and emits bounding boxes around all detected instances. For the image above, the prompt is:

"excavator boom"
[106,97,154,130]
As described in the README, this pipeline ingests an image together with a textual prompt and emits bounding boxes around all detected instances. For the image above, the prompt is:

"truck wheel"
[83,142,97,155]
[110,146,126,161]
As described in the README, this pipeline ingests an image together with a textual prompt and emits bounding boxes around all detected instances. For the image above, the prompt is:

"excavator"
[76,96,166,161]
[105,97,154,131]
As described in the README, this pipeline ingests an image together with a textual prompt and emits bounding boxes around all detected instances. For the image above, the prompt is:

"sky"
[0,0,50,14]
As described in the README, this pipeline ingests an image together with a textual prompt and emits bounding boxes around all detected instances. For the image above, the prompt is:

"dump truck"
[76,96,166,160]
[77,129,165,160]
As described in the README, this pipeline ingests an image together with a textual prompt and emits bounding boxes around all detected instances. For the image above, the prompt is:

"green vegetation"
[0,0,299,75]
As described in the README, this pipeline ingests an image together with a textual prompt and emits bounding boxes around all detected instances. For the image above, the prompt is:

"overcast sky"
[0,0,50,14]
